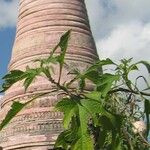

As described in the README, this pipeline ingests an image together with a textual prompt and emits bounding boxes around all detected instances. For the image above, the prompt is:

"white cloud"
[85,0,150,61]
[85,0,105,38]
[86,0,150,37]
[0,0,150,62]
[0,0,18,28]
[97,22,150,60]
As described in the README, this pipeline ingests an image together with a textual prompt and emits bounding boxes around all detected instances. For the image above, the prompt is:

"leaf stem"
[109,88,150,96]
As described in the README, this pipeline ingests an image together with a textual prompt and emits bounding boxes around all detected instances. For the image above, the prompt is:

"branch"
[47,75,71,96]
[109,88,150,96]
[138,132,150,147]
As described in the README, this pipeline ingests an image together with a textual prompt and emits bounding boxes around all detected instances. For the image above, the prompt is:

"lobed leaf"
[80,98,103,126]
[0,101,26,130]
[22,68,43,90]
[72,133,94,150]
[73,104,94,150]
[87,58,115,72]
[0,70,25,92]
[96,74,120,97]
[2,70,24,80]
[57,30,71,82]
[84,91,102,101]
[56,98,77,129]
[0,93,49,131]
[54,130,71,149]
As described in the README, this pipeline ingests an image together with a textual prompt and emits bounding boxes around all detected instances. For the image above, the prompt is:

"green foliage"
[56,98,77,129]
[0,31,150,149]
[140,61,150,74]
[57,30,71,83]
[96,73,120,97]
[0,93,49,131]
[0,101,25,130]
[145,99,150,137]
[0,70,24,92]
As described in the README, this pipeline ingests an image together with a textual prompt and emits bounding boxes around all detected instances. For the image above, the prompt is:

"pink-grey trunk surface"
[0,0,98,149]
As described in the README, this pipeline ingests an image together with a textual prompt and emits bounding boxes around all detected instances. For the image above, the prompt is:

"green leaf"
[99,116,114,130]
[80,98,103,126]
[42,67,51,78]
[87,58,115,72]
[72,133,94,150]
[54,130,71,149]
[121,58,133,65]
[57,30,71,83]
[34,56,58,67]
[56,97,96,149]
[80,98,121,130]
[59,30,71,51]
[56,97,95,150]
[56,98,77,129]
[128,64,139,73]
[76,59,115,86]
[97,129,107,148]
[72,104,94,150]
[80,99,103,115]
[103,112,121,129]
[23,68,43,90]
[2,70,24,80]
[139,61,150,74]
[79,78,85,91]
[23,77,35,91]
[68,69,100,88]
[0,81,13,93]
[144,99,150,137]
[84,91,102,101]
[135,76,150,90]
[78,103,89,133]
[56,96,95,149]
[0,93,49,131]
[85,70,101,84]
[96,74,120,97]
[67,59,111,87]
[0,101,26,130]
[1,67,44,92]
[0,70,25,92]
[112,134,123,150]
[55,117,79,149]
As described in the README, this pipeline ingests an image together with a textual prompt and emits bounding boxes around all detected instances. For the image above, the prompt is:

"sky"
[0,0,150,80]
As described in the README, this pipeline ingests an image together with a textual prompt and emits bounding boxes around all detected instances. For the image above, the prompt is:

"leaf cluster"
[0,30,150,150]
